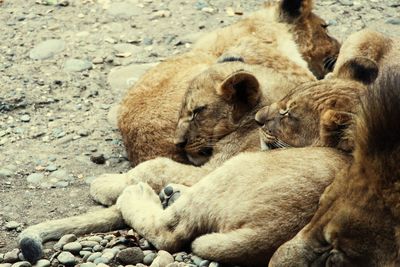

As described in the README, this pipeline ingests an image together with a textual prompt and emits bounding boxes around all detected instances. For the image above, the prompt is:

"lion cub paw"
[159,183,188,209]
[90,173,128,206]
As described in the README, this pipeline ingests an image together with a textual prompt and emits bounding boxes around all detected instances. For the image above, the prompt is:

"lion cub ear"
[218,71,261,123]
[320,109,354,152]
[279,0,313,22]
[335,57,379,85]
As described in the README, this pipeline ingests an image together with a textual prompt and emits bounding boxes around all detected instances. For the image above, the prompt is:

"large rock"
[107,63,158,93]
[107,2,141,18]
[29,39,65,60]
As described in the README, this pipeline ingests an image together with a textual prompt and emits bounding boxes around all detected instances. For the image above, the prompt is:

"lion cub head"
[174,60,262,166]
[274,0,341,78]
[255,56,379,152]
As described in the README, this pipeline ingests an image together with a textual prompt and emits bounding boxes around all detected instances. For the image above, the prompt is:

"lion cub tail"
[19,206,124,263]
[354,65,400,185]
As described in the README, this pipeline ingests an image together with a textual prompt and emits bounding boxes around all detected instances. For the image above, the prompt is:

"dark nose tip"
[174,139,187,149]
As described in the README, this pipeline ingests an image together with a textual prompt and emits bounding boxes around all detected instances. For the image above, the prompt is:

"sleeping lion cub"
[119,0,340,166]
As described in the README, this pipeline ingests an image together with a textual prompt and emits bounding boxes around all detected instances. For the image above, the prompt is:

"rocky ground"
[0,0,399,266]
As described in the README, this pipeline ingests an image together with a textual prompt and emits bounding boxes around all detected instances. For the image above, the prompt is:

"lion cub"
[119,0,340,166]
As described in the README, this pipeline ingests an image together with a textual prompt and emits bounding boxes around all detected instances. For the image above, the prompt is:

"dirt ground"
[0,0,399,256]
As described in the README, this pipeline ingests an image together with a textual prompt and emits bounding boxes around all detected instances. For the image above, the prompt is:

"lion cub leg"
[91,157,210,206]
[191,229,267,266]
[117,182,193,252]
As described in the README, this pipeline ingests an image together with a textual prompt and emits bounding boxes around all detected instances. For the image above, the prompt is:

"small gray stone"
[116,248,144,265]
[338,0,353,6]
[64,59,92,72]
[57,252,76,265]
[87,236,103,243]
[79,251,91,258]
[87,252,102,262]
[3,249,19,263]
[80,263,96,267]
[78,129,89,137]
[62,241,82,253]
[5,221,20,230]
[386,18,400,25]
[199,260,210,267]
[191,255,203,265]
[0,264,12,267]
[150,250,174,267]
[139,239,152,250]
[29,39,65,60]
[54,234,77,250]
[143,252,157,265]
[92,245,103,252]
[92,57,104,64]
[20,115,30,122]
[49,169,71,181]
[107,63,158,92]
[107,2,140,18]
[0,169,13,178]
[34,259,50,267]
[209,262,220,267]
[90,153,106,164]
[26,173,44,184]
[11,262,31,267]
[93,257,110,265]
[45,164,58,172]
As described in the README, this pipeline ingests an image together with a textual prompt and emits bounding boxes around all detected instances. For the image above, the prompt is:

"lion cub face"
[175,62,261,166]
[255,57,379,151]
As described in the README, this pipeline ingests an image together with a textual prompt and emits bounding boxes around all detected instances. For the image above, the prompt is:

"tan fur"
[255,29,399,153]
[269,66,400,267]
[119,0,340,166]
[19,147,350,267]
[264,31,400,266]
[91,61,312,206]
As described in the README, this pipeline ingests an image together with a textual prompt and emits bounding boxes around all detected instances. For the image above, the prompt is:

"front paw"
[90,173,128,206]
[159,183,188,208]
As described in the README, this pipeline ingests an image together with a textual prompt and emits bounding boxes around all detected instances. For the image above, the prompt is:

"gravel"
[0,0,399,266]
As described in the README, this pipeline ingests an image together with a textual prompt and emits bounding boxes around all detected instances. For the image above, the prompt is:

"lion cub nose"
[255,106,270,126]
[174,137,188,149]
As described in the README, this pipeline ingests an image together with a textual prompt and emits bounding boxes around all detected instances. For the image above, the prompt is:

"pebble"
[143,252,157,265]
[49,169,71,181]
[93,257,110,265]
[20,115,30,122]
[199,260,211,267]
[209,262,220,267]
[80,263,96,267]
[90,153,106,164]
[338,0,353,6]
[150,250,174,267]
[34,259,50,267]
[107,63,158,92]
[5,221,20,230]
[54,234,77,250]
[26,173,44,184]
[29,39,65,60]
[87,236,103,243]
[92,245,103,252]
[57,252,76,265]
[3,249,19,263]
[191,256,203,265]
[107,2,141,18]
[0,264,12,267]
[45,165,57,172]
[386,18,400,25]
[0,169,12,178]
[64,59,92,72]
[10,262,31,267]
[116,247,144,265]
[87,252,102,262]
[62,241,82,253]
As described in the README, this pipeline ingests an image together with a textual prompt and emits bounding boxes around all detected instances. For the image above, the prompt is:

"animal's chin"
[259,134,291,150]
[186,147,213,166]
